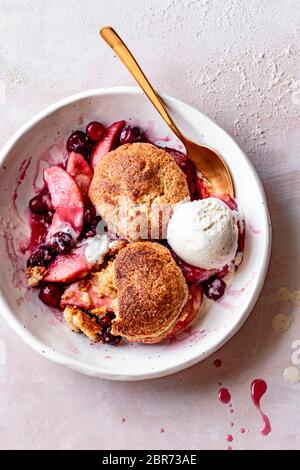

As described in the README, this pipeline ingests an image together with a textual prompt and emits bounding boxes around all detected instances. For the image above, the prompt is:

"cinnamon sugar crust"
[111,241,188,342]
[89,143,189,240]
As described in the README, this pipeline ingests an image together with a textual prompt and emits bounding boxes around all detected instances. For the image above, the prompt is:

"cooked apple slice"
[196,177,238,211]
[61,263,115,308]
[140,284,203,344]
[66,152,93,200]
[89,120,125,170]
[171,251,217,283]
[44,166,84,236]
[196,177,212,199]
[168,284,203,336]
[61,280,113,310]
[44,250,91,283]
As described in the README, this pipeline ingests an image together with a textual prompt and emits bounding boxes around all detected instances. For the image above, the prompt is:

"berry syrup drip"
[164,147,198,200]
[13,158,32,206]
[251,379,271,436]
[218,387,231,404]
[28,212,51,251]
[213,359,222,368]
[27,187,54,252]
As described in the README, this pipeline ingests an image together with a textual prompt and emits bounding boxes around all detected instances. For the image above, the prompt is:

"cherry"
[157,239,171,249]
[43,210,54,224]
[27,245,54,268]
[237,221,245,252]
[84,227,97,239]
[97,313,121,345]
[105,334,122,346]
[66,130,92,156]
[202,277,226,300]
[164,147,198,200]
[86,121,105,142]
[84,205,101,227]
[171,251,214,284]
[29,193,53,214]
[38,284,62,307]
[164,147,187,169]
[196,178,212,199]
[99,314,113,328]
[119,126,146,145]
[51,232,73,255]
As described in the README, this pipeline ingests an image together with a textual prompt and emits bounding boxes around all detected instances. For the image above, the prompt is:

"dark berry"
[31,210,54,229]
[84,205,101,227]
[171,251,214,284]
[156,239,171,249]
[44,210,54,224]
[164,147,198,200]
[98,313,121,345]
[38,284,62,307]
[101,331,121,345]
[119,126,146,145]
[51,232,73,254]
[202,277,226,301]
[66,130,92,156]
[29,193,53,214]
[27,245,54,268]
[106,334,122,346]
[84,227,97,239]
[86,121,105,142]
[99,314,112,328]
[164,147,187,169]
[237,221,245,252]
[196,178,212,199]
[84,139,94,157]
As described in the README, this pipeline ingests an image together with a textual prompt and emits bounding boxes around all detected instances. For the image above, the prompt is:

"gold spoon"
[100,26,234,197]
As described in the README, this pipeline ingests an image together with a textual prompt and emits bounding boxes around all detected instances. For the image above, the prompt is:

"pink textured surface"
[0,0,300,450]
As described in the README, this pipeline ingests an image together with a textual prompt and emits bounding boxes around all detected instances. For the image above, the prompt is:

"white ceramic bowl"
[0,87,271,380]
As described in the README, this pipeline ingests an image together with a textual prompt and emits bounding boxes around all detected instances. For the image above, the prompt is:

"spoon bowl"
[100,26,235,197]
[183,139,234,196]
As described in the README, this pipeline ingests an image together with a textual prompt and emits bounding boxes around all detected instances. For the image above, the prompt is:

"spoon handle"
[100,27,184,142]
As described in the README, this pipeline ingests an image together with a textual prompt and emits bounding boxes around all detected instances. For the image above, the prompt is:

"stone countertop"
[0,0,300,450]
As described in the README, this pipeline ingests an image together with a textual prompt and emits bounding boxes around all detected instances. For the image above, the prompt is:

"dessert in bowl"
[0,88,271,379]
[25,131,244,346]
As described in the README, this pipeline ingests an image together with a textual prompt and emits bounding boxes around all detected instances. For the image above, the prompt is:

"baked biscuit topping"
[25,118,242,349]
[89,143,190,240]
[61,241,194,344]
[64,306,102,342]
[111,242,189,343]
[61,257,119,311]
[26,266,48,287]
[64,305,121,345]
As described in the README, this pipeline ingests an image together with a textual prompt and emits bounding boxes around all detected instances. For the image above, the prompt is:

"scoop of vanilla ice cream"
[167,198,238,270]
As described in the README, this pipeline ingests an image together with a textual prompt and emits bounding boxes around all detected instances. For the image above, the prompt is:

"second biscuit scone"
[111,242,189,342]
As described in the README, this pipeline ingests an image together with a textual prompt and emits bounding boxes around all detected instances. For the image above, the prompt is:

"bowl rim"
[0,86,272,380]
